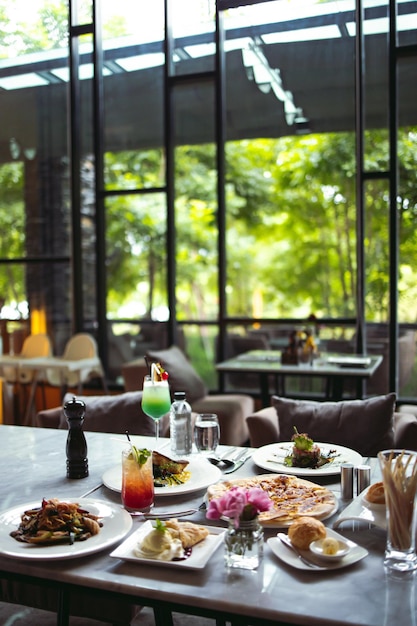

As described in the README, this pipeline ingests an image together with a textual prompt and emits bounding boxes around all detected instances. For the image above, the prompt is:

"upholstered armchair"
[246,394,417,455]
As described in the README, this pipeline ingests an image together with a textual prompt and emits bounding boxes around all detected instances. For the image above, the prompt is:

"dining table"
[0,355,106,426]
[0,424,415,626]
[216,350,383,406]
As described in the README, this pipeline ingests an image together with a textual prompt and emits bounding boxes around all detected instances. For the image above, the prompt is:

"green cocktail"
[141,375,171,447]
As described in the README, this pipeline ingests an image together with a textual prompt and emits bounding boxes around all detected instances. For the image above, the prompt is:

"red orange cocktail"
[121,447,154,513]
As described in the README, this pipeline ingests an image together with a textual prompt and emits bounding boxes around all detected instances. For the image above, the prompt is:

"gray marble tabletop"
[0,425,415,626]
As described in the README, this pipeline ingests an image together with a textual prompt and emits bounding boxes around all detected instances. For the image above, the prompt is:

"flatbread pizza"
[206,474,337,526]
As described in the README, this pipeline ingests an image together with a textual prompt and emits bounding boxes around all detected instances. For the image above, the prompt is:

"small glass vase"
[224,517,264,570]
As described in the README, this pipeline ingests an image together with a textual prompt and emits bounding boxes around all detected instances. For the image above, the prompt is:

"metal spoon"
[207,447,238,467]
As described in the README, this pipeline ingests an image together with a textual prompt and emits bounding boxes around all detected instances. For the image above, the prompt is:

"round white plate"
[103,456,222,496]
[0,498,132,561]
[205,474,338,529]
[268,527,368,571]
[252,442,363,476]
[310,537,350,560]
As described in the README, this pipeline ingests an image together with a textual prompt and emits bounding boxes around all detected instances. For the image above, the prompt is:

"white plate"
[205,474,338,529]
[268,527,368,571]
[0,498,132,561]
[333,487,387,530]
[103,456,222,496]
[326,356,371,368]
[252,442,363,476]
[110,520,225,569]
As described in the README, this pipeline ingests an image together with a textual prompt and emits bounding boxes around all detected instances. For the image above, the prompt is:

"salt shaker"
[341,463,354,500]
[64,396,89,479]
[356,464,371,495]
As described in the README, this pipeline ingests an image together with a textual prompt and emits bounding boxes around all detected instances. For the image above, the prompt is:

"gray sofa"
[246,394,417,455]
[36,387,252,448]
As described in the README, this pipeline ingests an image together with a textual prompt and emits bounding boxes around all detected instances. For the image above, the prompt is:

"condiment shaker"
[341,463,354,500]
[356,464,371,495]
[64,396,89,479]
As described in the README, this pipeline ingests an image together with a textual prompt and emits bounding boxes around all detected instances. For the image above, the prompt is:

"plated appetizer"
[134,518,209,561]
[363,481,385,506]
[10,498,102,545]
[152,451,191,487]
[207,474,337,526]
[284,428,338,469]
[288,517,350,560]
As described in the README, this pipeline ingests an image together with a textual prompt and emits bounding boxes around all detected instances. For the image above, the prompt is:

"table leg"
[56,588,69,626]
[153,606,174,626]
[259,373,270,407]
[23,377,38,426]
[328,376,344,401]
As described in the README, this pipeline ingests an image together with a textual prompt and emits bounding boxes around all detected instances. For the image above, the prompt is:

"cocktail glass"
[141,374,171,448]
[121,447,154,514]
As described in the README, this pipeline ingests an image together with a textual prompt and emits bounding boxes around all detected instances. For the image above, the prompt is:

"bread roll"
[366,482,385,505]
[288,516,326,550]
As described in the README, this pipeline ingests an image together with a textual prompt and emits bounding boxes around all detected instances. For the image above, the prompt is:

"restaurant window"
[222,0,357,347]
[0,0,417,403]
[0,0,72,355]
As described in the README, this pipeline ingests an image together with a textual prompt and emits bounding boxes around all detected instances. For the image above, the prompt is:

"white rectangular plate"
[333,486,386,530]
[110,521,225,569]
[327,356,371,368]
[268,527,368,571]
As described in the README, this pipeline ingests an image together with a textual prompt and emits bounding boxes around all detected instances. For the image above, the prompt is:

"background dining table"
[215,351,383,405]
[0,424,415,626]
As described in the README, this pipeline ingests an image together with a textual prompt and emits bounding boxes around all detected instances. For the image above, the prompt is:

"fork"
[135,508,198,520]
[277,533,327,570]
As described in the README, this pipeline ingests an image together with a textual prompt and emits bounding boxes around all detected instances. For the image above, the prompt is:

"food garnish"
[284,427,338,469]
[152,451,191,487]
[130,446,151,466]
[10,498,102,545]
[151,362,169,382]
[135,518,185,561]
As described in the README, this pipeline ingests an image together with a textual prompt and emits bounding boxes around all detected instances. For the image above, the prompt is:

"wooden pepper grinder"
[64,396,89,479]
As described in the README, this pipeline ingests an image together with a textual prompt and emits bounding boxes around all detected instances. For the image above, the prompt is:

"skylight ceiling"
[0,0,415,90]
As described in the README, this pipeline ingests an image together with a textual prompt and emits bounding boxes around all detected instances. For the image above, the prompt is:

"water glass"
[378,449,417,573]
[194,413,220,455]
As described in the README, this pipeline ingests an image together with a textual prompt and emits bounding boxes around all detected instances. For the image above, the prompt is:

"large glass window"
[1,0,417,403]
[223,2,357,321]
[0,0,71,357]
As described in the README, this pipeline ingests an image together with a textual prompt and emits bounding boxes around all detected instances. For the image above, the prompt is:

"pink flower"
[206,486,273,527]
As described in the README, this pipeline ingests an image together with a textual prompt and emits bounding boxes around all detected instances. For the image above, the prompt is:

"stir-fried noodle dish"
[10,498,103,545]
